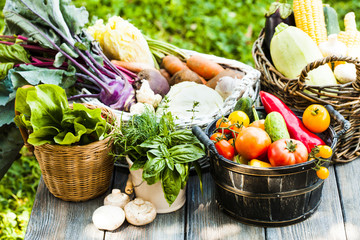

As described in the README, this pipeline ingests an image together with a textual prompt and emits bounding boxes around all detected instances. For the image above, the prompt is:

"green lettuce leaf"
[0,44,30,64]
[25,84,68,131]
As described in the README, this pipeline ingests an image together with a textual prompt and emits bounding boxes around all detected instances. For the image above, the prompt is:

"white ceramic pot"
[125,156,186,213]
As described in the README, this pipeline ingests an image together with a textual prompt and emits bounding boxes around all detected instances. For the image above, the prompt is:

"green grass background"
[1,0,359,239]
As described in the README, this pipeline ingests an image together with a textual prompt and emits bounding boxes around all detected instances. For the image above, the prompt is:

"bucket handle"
[192,125,217,155]
[325,105,351,139]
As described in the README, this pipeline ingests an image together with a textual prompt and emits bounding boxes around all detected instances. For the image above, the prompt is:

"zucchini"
[234,97,254,122]
[270,23,337,86]
[264,112,290,142]
[324,4,340,35]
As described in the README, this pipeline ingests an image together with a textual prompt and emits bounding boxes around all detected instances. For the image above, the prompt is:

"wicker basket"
[80,50,261,128]
[252,30,360,163]
[17,103,117,201]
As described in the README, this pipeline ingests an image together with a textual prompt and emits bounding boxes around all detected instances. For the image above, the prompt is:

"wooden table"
[25,159,360,240]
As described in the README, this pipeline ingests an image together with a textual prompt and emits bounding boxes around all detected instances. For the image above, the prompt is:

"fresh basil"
[161,167,181,206]
[113,109,205,205]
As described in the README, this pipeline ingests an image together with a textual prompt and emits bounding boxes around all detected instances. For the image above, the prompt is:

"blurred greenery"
[1,0,360,239]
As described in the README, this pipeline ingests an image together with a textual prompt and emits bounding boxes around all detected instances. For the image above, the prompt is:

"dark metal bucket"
[193,106,349,227]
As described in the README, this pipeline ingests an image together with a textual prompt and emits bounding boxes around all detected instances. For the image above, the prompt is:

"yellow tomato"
[316,166,330,179]
[228,111,250,127]
[302,105,330,133]
[315,145,333,159]
[249,159,272,168]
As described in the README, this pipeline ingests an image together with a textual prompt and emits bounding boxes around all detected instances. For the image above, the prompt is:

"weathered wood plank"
[105,167,186,240]
[24,176,106,240]
[186,171,265,240]
[335,159,360,240]
[266,166,346,240]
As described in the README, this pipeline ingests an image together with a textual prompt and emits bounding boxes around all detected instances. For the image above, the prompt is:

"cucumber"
[324,4,340,35]
[234,97,254,121]
[265,112,290,142]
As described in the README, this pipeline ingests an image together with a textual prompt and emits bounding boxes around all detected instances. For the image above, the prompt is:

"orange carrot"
[161,55,188,75]
[186,55,224,80]
[111,60,155,73]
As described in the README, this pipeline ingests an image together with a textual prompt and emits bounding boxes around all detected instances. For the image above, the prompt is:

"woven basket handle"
[14,85,34,152]
[298,55,360,86]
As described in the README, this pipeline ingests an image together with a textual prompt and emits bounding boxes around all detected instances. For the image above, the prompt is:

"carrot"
[161,55,188,75]
[186,55,224,80]
[111,60,155,73]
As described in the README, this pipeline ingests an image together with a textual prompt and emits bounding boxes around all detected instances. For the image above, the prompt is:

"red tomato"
[216,117,232,134]
[268,139,308,166]
[215,140,235,160]
[210,132,226,142]
[235,127,271,160]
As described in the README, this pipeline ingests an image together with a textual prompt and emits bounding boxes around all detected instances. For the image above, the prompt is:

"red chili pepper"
[260,91,325,153]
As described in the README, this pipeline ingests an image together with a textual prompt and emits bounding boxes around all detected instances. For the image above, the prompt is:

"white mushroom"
[92,205,125,231]
[104,189,130,209]
[124,198,157,226]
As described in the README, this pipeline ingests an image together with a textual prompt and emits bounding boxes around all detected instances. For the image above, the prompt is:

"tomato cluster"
[211,105,333,179]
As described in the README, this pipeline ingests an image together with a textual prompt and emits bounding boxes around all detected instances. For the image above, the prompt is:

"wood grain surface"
[25,162,360,240]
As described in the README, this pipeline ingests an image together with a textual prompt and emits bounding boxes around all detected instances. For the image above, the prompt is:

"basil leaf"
[161,167,181,205]
[147,148,163,159]
[175,163,189,189]
[170,130,197,143]
[130,158,147,171]
[170,144,205,163]
[165,157,174,171]
[143,156,166,180]
[140,136,163,149]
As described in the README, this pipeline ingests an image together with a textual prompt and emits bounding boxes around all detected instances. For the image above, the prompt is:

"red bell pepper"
[260,91,325,153]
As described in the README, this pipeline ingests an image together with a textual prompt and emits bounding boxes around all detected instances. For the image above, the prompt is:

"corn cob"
[338,12,360,52]
[293,0,328,45]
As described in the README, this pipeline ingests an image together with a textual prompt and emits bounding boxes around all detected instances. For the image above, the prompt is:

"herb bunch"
[112,109,204,205]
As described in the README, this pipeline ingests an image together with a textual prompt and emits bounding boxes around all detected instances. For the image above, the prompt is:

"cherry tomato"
[215,140,235,160]
[210,132,226,142]
[249,159,272,168]
[315,145,333,159]
[216,117,232,134]
[249,119,265,130]
[230,123,245,138]
[316,166,330,179]
[268,139,308,166]
[228,111,250,127]
[227,138,238,155]
[235,127,271,160]
[302,104,330,133]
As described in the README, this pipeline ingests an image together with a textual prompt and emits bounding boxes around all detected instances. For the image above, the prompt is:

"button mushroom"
[92,205,125,231]
[124,198,157,226]
[104,189,130,209]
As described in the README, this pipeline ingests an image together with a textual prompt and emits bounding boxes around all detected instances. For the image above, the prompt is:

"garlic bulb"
[318,34,347,57]
[334,63,357,83]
